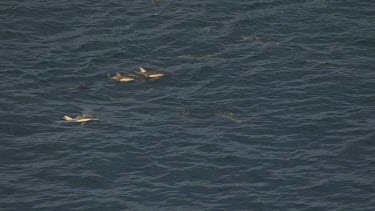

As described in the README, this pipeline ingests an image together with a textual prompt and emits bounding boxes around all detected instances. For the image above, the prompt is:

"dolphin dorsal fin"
[139,67,147,73]
[64,116,74,121]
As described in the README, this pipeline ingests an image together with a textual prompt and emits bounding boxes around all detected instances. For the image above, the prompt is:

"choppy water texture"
[1,0,375,210]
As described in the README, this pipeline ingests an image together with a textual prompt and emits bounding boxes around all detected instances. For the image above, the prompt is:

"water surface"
[1,0,374,210]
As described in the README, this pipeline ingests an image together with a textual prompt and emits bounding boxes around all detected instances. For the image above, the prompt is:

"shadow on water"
[178,109,242,123]
[65,83,91,94]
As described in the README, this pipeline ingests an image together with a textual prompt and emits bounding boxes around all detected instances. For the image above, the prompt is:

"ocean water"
[1,0,375,210]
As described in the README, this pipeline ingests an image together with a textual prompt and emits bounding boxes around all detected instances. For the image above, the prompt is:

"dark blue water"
[1,0,375,210]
